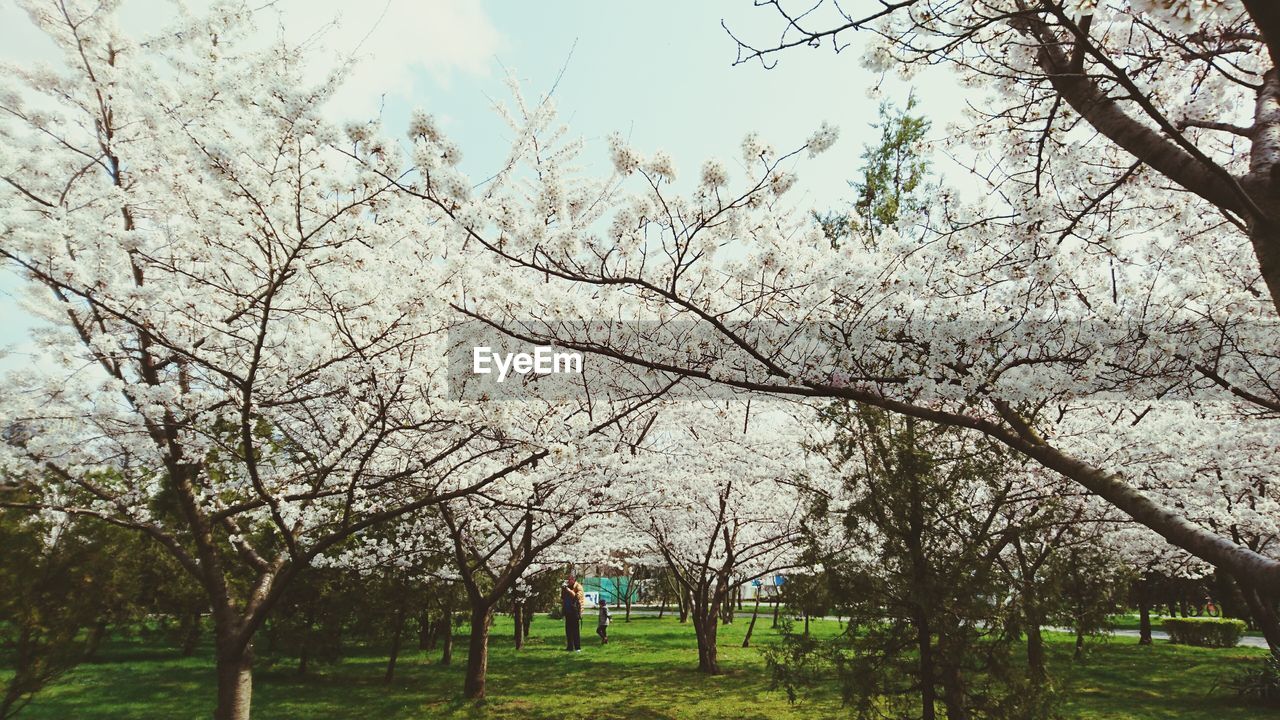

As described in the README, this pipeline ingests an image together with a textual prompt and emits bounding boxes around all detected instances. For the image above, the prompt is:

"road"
[1094,627,1270,649]
[603,608,1272,649]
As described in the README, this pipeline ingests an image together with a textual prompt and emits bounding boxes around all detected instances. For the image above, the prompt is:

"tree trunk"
[691,606,721,674]
[678,588,691,623]
[1246,144,1280,315]
[418,610,433,650]
[182,612,202,657]
[772,597,781,628]
[742,594,761,648]
[1237,580,1280,653]
[384,602,406,684]
[1138,595,1153,646]
[1074,626,1086,659]
[658,591,668,619]
[297,608,314,676]
[85,619,108,661]
[1214,569,1250,622]
[916,610,937,720]
[214,637,253,720]
[522,607,532,640]
[940,660,971,720]
[513,602,525,650]
[440,614,454,665]
[1026,616,1046,681]
[462,606,494,699]
[0,683,24,720]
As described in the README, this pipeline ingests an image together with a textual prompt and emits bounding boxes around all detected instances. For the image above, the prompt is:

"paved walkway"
[1098,627,1270,649]
[612,608,1272,649]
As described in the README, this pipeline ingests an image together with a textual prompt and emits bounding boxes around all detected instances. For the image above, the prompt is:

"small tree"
[0,506,152,717]
[817,93,931,248]
[630,402,807,675]
[258,566,356,676]
[771,405,1054,720]
[1049,545,1132,659]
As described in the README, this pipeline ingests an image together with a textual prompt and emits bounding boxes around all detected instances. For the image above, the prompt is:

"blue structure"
[582,576,632,604]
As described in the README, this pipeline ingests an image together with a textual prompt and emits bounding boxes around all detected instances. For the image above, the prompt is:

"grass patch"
[11,615,1274,719]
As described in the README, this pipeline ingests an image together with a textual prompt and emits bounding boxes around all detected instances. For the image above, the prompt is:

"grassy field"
[11,614,1275,719]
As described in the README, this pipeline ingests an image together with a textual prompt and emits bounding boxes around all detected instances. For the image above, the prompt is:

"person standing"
[596,600,612,644]
[561,573,585,651]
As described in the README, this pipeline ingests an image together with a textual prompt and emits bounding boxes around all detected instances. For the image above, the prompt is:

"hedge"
[1162,617,1247,648]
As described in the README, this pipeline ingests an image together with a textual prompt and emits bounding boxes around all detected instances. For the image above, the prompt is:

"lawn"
[12,614,1275,719]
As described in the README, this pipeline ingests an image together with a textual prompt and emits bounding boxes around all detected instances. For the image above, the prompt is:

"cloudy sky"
[0,0,971,365]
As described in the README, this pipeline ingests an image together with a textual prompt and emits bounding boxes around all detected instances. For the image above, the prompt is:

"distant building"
[582,576,633,605]
[579,572,786,603]
[743,574,787,599]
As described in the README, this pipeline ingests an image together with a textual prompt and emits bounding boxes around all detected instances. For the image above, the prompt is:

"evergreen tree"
[817,94,931,248]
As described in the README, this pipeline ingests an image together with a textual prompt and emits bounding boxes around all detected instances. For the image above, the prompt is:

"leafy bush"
[1220,650,1280,707]
[1162,617,1246,647]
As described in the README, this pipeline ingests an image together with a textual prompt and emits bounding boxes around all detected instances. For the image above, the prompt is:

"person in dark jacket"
[561,573,584,651]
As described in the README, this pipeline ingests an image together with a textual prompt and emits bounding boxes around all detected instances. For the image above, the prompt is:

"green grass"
[10,615,1275,719]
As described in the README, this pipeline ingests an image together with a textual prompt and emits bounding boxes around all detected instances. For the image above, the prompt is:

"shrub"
[1162,617,1247,648]
[1220,650,1280,707]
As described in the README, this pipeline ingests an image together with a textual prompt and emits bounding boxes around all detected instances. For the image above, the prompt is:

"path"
[1097,627,1270,649]
[607,607,1272,649]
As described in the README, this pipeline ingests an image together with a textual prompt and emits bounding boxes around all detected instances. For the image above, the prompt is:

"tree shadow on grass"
[20,617,837,720]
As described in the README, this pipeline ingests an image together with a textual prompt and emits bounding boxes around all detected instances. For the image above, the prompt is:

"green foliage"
[777,573,831,628]
[1164,618,1248,648]
[0,507,169,718]
[1220,650,1280,707]
[522,571,567,614]
[761,618,828,703]
[817,93,932,248]
[254,519,467,676]
[259,567,357,672]
[778,404,1043,719]
[11,617,1275,719]
[854,94,931,236]
[1044,542,1133,658]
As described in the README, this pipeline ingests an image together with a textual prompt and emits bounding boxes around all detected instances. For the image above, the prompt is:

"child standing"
[596,600,613,644]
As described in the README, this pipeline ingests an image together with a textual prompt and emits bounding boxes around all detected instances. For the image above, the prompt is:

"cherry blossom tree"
[729,0,1280,312]
[620,400,812,674]
[313,363,678,699]
[429,419,654,699]
[0,3,581,717]
[395,2,1280,616]
[4,6,1277,718]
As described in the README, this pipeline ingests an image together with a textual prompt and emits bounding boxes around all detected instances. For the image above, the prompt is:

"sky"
[0,0,972,368]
